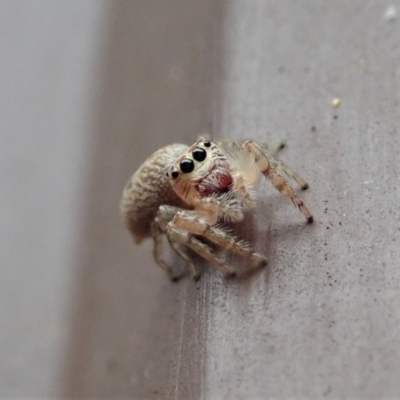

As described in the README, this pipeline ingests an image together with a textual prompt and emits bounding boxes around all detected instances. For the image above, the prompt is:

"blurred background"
[1,1,400,399]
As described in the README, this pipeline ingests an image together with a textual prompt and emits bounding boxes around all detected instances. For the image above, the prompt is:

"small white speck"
[332,97,341,107]
[363,180,374,185]
[344,190,347,196]
[343,213,346,217]
[384,5,397,20]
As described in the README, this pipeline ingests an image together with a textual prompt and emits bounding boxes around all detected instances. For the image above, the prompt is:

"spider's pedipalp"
[194,194,245,223]
[229,173,257,211]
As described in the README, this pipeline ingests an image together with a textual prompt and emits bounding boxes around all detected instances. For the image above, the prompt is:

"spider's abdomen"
[120,143,190,243]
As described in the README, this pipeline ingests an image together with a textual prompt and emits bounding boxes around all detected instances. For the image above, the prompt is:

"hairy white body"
[121,137,313,281]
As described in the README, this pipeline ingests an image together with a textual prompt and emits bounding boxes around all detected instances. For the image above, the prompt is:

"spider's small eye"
[166,172,169,177]
[192,147,207,162]
[171,171,179,179]
[179,159,194,174]
[203,140,211,147]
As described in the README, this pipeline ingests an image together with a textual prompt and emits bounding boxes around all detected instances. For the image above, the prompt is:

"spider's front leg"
[173,198,268,274]
[241,140,313,223]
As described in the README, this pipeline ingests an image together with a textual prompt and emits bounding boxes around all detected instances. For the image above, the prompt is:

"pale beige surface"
[1,1,400,399]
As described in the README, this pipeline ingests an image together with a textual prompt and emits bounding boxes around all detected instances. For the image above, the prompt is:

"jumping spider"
[120,137,313,281]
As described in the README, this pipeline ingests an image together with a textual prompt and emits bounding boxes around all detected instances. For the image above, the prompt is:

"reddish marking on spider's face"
[195,164,233,197]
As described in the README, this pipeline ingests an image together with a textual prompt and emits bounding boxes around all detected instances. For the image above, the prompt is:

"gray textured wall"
[1,1,400,399]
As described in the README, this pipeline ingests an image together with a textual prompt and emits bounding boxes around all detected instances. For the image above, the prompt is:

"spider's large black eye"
[192,147,207,162]
[180,159,194,173]
[171,171,179,179]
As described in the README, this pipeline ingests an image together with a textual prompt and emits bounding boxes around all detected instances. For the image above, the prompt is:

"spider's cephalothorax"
[121,137,313,281]
[167,139,235,205]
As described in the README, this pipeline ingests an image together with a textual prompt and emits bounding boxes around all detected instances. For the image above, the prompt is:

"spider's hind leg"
[167,222,237,277]
[273,158,309,190]
[167,237,201,281]
[260,141,286,152]
[241,140,313,223]
[152,205,200,281]
[259,142,308,189]
[151,220,184,281]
